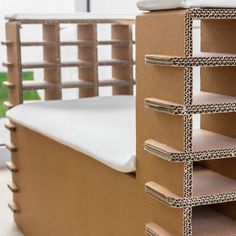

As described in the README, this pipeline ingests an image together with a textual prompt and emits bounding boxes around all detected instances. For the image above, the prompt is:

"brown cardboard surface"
[201,20,236,54]
[5,22,22,106]
[192,206,236,236]
[78,24,98,98]
[112,24,133,95]
[10,124,183,236]
[136,11,187,201]
[201,113,236,139]
[201,67,236,97]
[43,23,62,100]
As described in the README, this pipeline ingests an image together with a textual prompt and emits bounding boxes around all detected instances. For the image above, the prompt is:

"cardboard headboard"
[2,13,135,109]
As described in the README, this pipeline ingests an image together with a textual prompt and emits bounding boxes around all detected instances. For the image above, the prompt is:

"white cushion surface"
[137,0,236,11]
[7,96,136,173]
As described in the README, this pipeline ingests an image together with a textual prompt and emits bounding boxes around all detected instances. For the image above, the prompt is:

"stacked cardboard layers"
[137,8,236,236]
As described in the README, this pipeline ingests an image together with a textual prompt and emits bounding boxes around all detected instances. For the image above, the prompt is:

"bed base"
[7,124,182,236]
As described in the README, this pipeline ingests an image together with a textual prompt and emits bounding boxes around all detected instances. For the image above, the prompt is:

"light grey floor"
[0,168,24,236]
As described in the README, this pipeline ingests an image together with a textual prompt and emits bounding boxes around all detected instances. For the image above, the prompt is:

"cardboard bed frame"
[3,9,236,236]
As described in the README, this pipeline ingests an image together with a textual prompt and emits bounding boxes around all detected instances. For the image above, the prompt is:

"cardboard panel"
[43,24,62,100]
[201,113,236,139]
[78,24,98,98]
[201,67,236,97]
[112,24,133,95]
[5,22,22,105]
[11,124,184,236]
[136,11,187,198]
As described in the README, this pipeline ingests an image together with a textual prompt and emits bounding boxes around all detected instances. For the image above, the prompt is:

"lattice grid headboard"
[2,14,135,109]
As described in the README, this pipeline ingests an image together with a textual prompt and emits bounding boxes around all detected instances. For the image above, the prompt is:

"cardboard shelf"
[193,166,236,197]
[145,166,236,208]
[192,206,236,236]
[98,59,133,66]
[22,81,57,90]
[145,222,171,236]
[145,92,236,115]
[192,129,236,152]
[61,59,132,68]
[145,52,236,67]
[21,79,133,90]
[60,60,92,68]
[60,40,135,46]
[22,61,57,69]
[145,129,236,162]
[21,41,56,47]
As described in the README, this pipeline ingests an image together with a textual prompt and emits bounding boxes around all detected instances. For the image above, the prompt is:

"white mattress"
[137,0,236,11]
[7,96,136,173]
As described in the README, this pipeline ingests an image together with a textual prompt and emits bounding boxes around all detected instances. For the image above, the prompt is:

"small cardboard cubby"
[137,8,236,236]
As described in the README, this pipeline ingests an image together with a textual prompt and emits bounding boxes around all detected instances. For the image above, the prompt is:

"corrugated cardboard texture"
[136,11,186,199]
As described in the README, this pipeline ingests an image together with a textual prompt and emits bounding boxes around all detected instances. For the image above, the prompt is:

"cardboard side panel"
[136,11,186,198]
[5,22,22,105]
[43,24,62,100]
[11,124,184,236]
[112,24,133,95]
[78,24,98,98]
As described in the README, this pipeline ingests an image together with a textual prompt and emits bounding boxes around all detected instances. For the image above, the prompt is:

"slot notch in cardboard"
[2,81,15,89]
[6,142,17,152]
[5,122,16,132]
[3,101,14,110]
[6,161,18,173]
[7,182,19,193]
[8,201,20,213]
[145,222,171,236]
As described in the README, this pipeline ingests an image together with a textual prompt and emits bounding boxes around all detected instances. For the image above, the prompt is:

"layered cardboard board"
[137,8,236,236]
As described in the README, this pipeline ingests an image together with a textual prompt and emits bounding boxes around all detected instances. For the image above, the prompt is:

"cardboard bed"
[3,8,236,236]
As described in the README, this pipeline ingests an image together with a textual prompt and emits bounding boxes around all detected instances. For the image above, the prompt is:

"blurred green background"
[0,71,40,117]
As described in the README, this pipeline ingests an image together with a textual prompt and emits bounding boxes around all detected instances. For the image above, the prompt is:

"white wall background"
[90,0,138,13]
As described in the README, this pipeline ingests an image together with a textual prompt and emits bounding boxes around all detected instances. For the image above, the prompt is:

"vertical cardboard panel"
[43,23,62,100]
[136,11,187,198]
[112,24,133,95]
[201,67,236,97]
[201,20,236,54]
[5,22,22,105]
[12,124,184,236]
[201,113,236,139]
[78,24,98,98]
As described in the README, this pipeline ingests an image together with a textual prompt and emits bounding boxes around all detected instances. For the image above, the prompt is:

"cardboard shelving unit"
[3,14,135,107]
[137,8,236,236]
